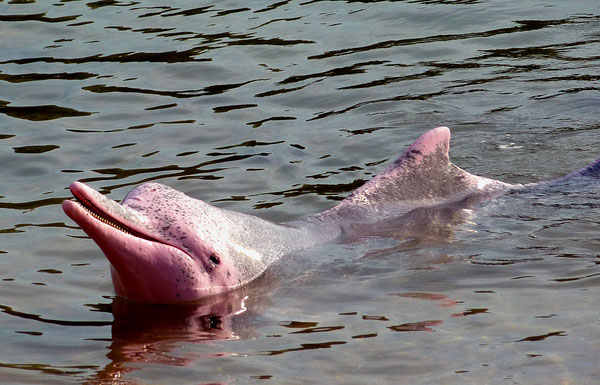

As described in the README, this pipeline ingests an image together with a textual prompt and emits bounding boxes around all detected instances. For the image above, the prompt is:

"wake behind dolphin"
[63,127,600,303]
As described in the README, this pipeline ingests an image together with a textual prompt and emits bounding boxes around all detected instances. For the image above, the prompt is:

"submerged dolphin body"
[62,127,600,303]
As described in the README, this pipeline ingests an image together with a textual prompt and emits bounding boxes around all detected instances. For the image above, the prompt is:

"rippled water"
[1,0,599,384]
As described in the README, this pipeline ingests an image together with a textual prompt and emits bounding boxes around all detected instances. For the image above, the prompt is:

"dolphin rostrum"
[62,127,600,303]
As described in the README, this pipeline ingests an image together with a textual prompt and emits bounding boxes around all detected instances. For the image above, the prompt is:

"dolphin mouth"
[72,193,154,241]
[66,182,160,244]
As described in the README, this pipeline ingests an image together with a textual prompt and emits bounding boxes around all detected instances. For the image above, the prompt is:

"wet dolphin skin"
[62,127,600,303]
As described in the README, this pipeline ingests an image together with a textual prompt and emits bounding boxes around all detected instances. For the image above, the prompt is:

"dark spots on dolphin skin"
[402,148,423,162]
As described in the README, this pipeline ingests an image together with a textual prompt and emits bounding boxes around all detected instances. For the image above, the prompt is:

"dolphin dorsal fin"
[392,125,451,167]
[326,127,509,221]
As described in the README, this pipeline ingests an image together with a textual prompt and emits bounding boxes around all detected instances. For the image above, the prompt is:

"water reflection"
[0,102,92,121]
[93,286,265,383]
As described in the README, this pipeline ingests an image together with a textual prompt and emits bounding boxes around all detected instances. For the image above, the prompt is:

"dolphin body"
[62,127,600,303]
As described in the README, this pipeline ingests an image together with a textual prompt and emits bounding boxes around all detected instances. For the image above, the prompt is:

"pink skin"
[63,183,243,302]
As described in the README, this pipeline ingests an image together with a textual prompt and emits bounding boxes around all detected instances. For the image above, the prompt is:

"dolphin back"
[560,156,600,179]
[323,127,513,222]
[523,155,600,190]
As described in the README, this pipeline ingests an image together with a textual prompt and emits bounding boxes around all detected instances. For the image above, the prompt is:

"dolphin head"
[63,182,272,303]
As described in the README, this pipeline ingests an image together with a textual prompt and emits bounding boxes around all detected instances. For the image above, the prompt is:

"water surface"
[1,0,599,384]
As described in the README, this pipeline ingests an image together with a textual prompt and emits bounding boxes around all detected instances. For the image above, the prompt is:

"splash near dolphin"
[62,127,600,303]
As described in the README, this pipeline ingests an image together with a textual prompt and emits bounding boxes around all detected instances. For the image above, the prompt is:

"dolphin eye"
[209,254,220,265]
[199,315,222,330]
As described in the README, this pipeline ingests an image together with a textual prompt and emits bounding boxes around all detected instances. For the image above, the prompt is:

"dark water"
[1,0,599,383]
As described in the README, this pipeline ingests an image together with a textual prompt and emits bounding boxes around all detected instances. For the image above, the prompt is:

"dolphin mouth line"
[71,191,157,243]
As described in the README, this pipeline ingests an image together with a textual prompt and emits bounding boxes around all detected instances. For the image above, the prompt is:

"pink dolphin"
[62,127,600,303]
